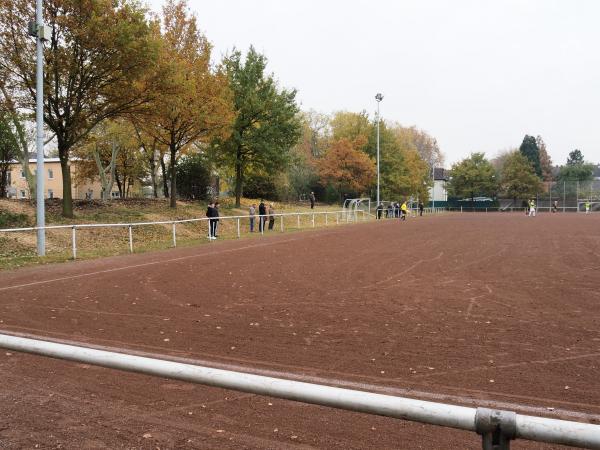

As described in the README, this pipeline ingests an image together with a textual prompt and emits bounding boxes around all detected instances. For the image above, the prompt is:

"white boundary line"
[0,237,300,292]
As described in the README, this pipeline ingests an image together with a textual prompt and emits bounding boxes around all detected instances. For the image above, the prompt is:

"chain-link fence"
[498,180,600,212]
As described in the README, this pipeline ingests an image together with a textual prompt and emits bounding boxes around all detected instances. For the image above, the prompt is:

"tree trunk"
[234,148,243,208]
[160,157,169,198]
[59,150,74,218]
[169,146,177,208]
[149,154,158,198]
[0,168,7,197]
[115,169,123,198]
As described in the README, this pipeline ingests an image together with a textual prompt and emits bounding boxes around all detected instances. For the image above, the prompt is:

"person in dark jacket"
[206,202,216,239]
[268,203,276,230]
[258,200,267,232]
[309,192,316,209]
[212,201,220,237]
[418,201,424,216]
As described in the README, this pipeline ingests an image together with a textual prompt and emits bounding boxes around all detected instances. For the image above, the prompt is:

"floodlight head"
[375,93,384,102]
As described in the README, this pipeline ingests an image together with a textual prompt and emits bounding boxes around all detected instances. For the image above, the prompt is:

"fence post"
[261,217,264,235]
[71,226,77,260]
[237,218,240,238]
[576,180,579,212]
[461,206,463,213]
[172,223,177,247]
[297,213,300,228]
[336,212,339,224]
[312,214,315,228]
[128,225,133,253]
[280,215,284,232]
[325,213,328,226]
[563,181,566,213]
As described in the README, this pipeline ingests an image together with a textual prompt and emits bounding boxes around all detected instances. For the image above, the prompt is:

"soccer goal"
[577,201,600,212]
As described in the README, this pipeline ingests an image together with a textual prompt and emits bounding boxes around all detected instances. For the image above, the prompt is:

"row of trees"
[448,134,597,202]
[0,0,441,216]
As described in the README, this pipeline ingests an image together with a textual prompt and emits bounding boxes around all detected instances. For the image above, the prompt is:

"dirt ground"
[0,213,598,449]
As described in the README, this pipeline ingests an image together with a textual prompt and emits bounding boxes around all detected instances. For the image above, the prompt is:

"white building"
[428,167,448,206]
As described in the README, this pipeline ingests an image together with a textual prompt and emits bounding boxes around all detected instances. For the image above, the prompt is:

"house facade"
[428,167,448,206]
[6,158,122,200]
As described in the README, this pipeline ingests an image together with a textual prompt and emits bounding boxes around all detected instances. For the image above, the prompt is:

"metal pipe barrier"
[0,210,367,259]
[0,333,597,449]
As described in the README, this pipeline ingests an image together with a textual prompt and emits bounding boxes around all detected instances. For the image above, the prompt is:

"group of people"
[248,200,276,233]
[530,199,593,215]
[376,200,421,220]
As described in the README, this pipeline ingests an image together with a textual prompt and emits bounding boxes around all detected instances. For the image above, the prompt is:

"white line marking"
[0,237,300,292]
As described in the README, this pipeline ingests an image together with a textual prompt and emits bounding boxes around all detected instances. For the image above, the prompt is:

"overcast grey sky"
[148,0,600,166]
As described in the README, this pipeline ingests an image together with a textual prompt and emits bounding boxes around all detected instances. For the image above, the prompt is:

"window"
[111,191,121,199]
[6,172,11,184]
[48,168,54,179]
[20,170,25,179]
[20,190,26,199]
[48,189,54,199]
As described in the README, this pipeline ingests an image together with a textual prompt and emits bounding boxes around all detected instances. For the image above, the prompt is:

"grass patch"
[0,210,31,228]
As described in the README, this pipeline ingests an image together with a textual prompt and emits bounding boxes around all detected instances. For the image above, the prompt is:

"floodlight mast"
[33,0,47,256]
[375,93,383,207]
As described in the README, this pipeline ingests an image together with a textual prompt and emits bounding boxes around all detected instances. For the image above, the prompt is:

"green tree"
[500,151,542,203]
[215,47,301,207]
[566,149,584,165]
[175,153,211,200]
[0,0,160,217]
[330,111,372,151]
[377,122,431,201]
[558,150,594,182]
[519,135,542,177]
[447,153,497,202]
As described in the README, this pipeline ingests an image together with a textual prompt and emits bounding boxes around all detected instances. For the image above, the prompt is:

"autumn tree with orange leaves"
[140,0,234,208]
[318,138,375,201]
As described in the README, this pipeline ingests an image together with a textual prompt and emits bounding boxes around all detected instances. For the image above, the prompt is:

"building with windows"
[6,157,123,200]
[428,167,448,206]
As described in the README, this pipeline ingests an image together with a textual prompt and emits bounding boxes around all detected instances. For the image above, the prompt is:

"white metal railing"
[0,333,597,449]
[0,210,368,259]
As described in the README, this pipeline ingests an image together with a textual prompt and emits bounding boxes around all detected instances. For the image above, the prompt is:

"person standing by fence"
[585,201,591,214]
[213,201,220,237]
[206,202,216,239]
[419,201,424,216]
[249,204,256,232]
[258,200,266,232]
[552,200,558,213]
[309,192,316,209]
[268,203,275,230]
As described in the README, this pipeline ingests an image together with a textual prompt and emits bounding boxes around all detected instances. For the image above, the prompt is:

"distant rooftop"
[434,167,448,181]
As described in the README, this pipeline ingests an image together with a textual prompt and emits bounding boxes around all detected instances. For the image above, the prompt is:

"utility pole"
[28,0,50,255]
[375,93,383,207]
[431,159,436,210]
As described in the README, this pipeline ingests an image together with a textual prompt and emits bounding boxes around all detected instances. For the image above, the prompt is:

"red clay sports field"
[0,212,599,449]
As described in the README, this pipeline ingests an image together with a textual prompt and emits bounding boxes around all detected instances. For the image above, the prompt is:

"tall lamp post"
[28,0,49,255]
[375,93,383,207]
